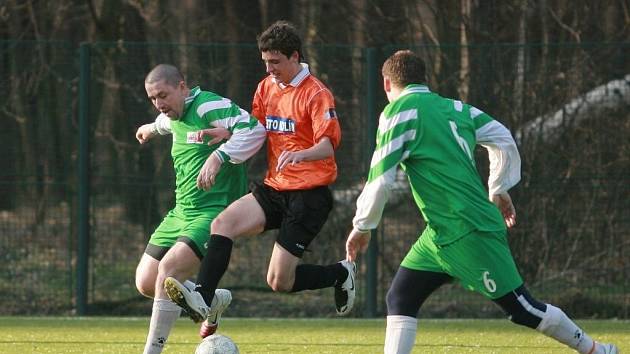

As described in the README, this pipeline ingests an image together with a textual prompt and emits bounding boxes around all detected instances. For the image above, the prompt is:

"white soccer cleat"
[164,277,210,323]
[335,260,356,316]
[207,289,232,334]
[199,288,232,338]
[600,342,618,354]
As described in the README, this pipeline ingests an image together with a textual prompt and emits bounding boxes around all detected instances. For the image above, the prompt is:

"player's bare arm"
[196,152,223,191]
[135,124,157,144]
[194,128,232,191]
[196,127,232,146]
[276,137,334,172]
[491,192,517,228]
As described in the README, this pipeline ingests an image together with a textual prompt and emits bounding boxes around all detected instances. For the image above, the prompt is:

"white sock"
[536,304,597,354]
[143,298,182,354]
[384,315,417,354]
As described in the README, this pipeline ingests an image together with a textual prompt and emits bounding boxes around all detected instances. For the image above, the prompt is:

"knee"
[157,260,175,278]
[385,288,398,311]
[211,214,236,236]
[267,275,292,293]
[156,261,179,287]
[135,276,154,298]
[496,287,547,330]
[509,306,545,329]
[386,288,420,317]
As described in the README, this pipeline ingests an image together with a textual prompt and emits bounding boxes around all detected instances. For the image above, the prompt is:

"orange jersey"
[252,66,341,191]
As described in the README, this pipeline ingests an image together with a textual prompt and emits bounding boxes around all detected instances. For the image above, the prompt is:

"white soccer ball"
[195,334,239,354]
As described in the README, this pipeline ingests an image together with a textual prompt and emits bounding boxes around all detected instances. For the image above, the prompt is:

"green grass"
[0,317,627,353]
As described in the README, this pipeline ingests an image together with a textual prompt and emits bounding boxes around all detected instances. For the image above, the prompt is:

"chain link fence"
[1,40,628,318]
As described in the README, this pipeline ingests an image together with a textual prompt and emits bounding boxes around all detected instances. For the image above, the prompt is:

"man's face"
[261,50,300,85]
[145,80,187,119]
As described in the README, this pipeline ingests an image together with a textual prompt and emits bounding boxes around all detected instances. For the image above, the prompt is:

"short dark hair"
[382,50,426,87]
[257,20,302,60]
[145,64,184,87]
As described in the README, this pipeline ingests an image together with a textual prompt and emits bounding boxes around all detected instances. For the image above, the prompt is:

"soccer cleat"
[600,342,618,354]
[164,277,209,323]
[198,289,232,338]
[334,260,356,316]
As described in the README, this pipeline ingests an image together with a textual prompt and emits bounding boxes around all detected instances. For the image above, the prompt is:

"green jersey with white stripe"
[169,87,255,211]
[359,84,507,245]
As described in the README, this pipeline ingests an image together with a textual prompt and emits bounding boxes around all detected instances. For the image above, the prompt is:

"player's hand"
[135,124,156,144]
[276,150,306,172]
[196,127,231,146]
[491,192,516,228]
[197,153,222,191]
[346,229,371,262]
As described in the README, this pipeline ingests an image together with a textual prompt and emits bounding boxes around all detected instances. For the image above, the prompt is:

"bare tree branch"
[547,5,581,42]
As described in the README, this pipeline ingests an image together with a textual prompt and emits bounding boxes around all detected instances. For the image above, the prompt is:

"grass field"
[0,317,627,353]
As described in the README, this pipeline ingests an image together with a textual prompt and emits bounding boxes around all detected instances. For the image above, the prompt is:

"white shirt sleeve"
[212,109,266,164]
[351,166,398,232]
[150,113,172,135]
[476,120,521,196]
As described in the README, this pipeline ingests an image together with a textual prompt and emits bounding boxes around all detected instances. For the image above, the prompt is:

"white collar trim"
[273,63,310,88]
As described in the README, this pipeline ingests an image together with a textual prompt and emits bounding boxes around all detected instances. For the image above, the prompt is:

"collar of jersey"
[182,86,202,115]
[399,84,430,98]
[274,63,310,89]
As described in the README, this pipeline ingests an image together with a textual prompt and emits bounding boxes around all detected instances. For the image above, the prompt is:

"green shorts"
[401,227,523,299]
[146,206,222,260]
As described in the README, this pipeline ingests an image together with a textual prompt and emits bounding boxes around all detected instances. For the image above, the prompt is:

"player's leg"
[137,210,185,299]
[441,230,617,354]
[138,212,185,354]
[266,185,356,315]
[135,253,160,298]
[265,240,355,316]
[193,192,266,306]
[143,241,199,354]
[385,267,452,354]
[266,242,301,292]
[155,241,200,300]
[494,285,618,354]
[384,227,452,354]
[163,207,238,325]
[191,193,266,338]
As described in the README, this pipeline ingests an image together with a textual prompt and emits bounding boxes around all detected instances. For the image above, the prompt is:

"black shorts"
[251,182,333,257]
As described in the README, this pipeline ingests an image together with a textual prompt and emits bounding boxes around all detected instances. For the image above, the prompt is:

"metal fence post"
[364,47,379,318]
[77,42,91,316]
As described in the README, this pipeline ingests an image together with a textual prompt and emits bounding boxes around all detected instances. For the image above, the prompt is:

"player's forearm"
[301,137,334,161]
[214,114,266,164]
[352,168,395,232]
[150,113,172,135]
[476,120,521,195]
[486,142,521,195]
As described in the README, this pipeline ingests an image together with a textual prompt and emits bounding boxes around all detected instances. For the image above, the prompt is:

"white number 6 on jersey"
[482,271,497,293]
[449,121,473,161]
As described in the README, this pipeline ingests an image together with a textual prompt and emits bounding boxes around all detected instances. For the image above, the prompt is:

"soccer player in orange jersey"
[164,21,356,337]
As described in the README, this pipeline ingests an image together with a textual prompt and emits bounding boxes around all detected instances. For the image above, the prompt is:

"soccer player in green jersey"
[345,51,617,354]
[134,64,265,354]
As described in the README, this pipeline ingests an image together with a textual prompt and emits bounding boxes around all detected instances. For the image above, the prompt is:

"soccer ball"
[195,334,239,354]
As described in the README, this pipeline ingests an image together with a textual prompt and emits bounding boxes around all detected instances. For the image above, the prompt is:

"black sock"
[290,263,347,293]
[196,234,233,305]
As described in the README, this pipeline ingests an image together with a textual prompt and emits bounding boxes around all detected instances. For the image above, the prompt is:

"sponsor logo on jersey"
[266,115,296,133]
[186,131,203,144]
[324,108,337,120]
